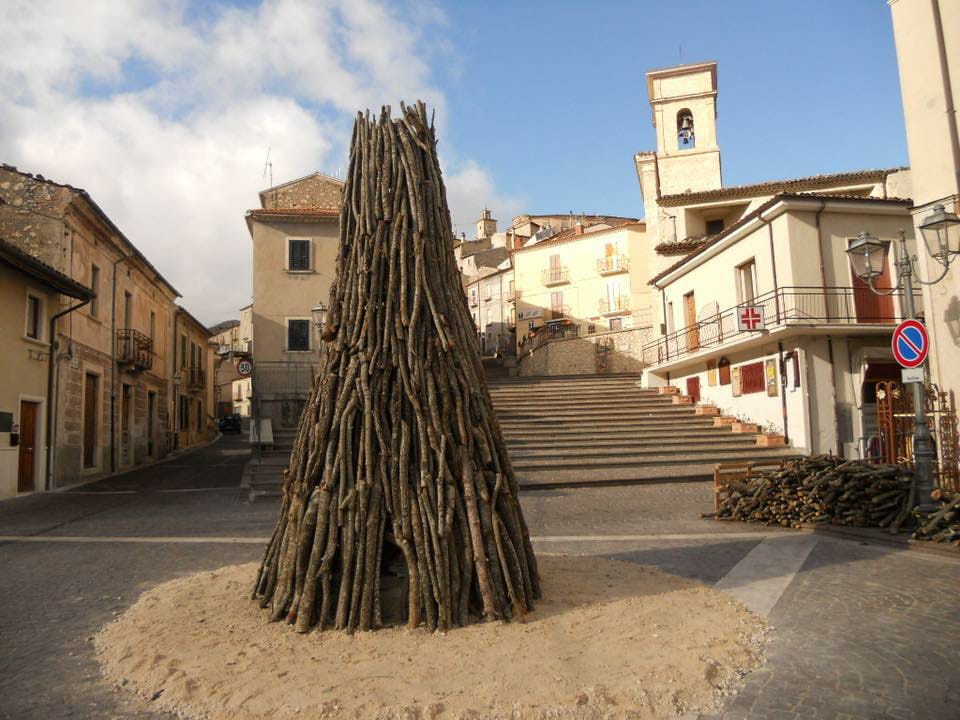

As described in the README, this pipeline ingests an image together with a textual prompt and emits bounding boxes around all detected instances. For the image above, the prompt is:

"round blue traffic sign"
[891,319,928,369]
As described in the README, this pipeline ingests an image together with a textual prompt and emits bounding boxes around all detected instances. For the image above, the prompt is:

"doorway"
[684,292,699,351]
[83,373,99,469]
[17,400,39,492]
[852,259,895,322]
[147,391,156,458]
[686,377,701,404]
[121,384,132,466]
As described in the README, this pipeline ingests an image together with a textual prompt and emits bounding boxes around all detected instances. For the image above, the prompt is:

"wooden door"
[686,377,701,404]
[685,292,699,351]
[83,373,98,468]
[852,260,895,322]
[121,384,131,466]
[17,401,38,492]
[147,392,155,458]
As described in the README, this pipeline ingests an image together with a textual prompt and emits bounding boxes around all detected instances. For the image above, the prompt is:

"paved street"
[1,435,958,720]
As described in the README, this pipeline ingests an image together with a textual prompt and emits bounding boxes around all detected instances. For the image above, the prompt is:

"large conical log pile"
[252,102,540,633]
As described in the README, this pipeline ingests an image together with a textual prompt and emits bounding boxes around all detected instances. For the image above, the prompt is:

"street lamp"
[918,203,960,265]
[845,202,960,508]
[311,303,329,333]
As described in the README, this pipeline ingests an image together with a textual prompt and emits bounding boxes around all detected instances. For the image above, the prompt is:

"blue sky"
[434,0,908,230]
[0,0,909,323]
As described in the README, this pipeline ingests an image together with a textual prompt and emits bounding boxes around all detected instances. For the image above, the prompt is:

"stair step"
[506,435,758,452]
[511,447,799,471]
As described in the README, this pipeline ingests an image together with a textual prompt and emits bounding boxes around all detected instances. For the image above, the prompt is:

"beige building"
[890,0,960,404]
[635,61,927,459]
[246,172,342,430]
[0,164,190,486]
[209,319,246,418]
[464,256,514,356]
[513,221,651,350]
[172,306,216,449]
[0,239,92,498]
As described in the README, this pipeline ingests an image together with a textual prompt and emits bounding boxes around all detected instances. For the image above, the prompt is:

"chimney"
[575,220,584,235]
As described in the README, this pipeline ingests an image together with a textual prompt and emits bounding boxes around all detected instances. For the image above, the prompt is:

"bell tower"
[646,61,722,196]
[476,208,497,240]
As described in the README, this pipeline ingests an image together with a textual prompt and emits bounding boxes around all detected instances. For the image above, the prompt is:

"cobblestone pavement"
[0,437,958,719]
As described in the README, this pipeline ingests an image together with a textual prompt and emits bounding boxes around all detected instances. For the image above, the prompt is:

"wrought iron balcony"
[468,294,479,307]
[641,286,922,367]
[597,255,630,275]
[116,329,152,371]
[188,366,205,389]
[541,267,570,286]
[599,296,631,315]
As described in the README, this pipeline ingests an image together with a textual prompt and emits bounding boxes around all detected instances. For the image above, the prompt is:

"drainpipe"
[109,253,131,474]
[777,340,789,445]
[814,200,830,321]
[758,211,781,322]
[46,297,91,491]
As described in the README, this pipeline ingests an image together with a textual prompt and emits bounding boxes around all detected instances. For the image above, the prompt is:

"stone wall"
[518,327,654,377]
[0,166,74,269]
[261,174,343,210]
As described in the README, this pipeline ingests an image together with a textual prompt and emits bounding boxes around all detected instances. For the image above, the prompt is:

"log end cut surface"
[96,555,769,720]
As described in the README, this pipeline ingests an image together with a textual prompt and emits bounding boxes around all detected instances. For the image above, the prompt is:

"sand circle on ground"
[96,555,768,720]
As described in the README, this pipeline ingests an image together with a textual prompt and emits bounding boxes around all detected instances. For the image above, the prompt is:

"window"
[550,291,564,319]
[736,260,758,304]
[469,287,478,306]
[665,301,675,334]
[483,282,492,300]
[149,311,156,345]
[179,394,189,429]
[90,265,100,317]
[287,319,310,351]
[181,334,187,369]
[123,291,132,330]
[25,293,41,339]
[706,218,724,235]
[677,109,695,150]
[486,308,493,327]
[508,279,515,298]
[197,401,203,431]
[288,239,311,271]
[191,342,197,368]
[609,318,623,331]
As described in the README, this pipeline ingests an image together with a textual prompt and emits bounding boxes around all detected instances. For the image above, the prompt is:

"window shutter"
[289,240,310,271]
[288,319,310,351]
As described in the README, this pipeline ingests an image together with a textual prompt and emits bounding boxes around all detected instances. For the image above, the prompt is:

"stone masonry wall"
[261,174,343,210]
[518,326,654,377]
[0,166,75,269]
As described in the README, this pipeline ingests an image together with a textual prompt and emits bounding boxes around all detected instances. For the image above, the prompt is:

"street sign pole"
[897,247,936,507]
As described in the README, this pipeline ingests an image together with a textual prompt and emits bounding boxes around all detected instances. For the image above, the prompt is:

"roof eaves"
[0,237,93,300]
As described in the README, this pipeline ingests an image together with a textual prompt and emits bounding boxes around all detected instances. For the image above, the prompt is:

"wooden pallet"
[712,458,792,513]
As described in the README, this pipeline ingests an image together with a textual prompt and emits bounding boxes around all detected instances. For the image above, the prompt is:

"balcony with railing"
[597,255,630,275]
[468,294,479,307]
[641,286,922,367]
[599,295,631,315]
[188,366,206,389]
[549,304,571,320]
[116,329,153,371]
[541,267,570,286]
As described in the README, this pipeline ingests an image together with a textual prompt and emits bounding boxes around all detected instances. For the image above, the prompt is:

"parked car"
[219,414,242,433]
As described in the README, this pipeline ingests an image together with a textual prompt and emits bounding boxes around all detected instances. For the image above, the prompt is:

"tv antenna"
[263,147,273,187]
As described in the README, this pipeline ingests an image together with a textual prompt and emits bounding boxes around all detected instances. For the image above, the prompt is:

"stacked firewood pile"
[913,490,960,546]
[716,456,915,530]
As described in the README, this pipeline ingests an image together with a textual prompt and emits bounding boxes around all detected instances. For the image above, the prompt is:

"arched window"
[677,109,695,150]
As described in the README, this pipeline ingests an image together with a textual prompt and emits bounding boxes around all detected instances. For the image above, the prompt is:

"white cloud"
[0,0,516,324]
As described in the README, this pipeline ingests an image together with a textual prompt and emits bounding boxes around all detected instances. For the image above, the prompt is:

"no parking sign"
[891,319,928,369]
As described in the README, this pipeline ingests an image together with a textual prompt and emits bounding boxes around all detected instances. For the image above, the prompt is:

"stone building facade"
[247,173,342,431]
[173,307,216,449]
[0,164,212,490]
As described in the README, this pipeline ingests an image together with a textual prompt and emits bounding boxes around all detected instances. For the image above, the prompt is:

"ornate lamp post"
[845,203,959,507]
[311,303,329,358]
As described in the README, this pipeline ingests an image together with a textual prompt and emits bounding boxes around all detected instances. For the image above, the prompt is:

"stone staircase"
[243,427,297,502]
[489,374,800,488]
[243,373,800,500]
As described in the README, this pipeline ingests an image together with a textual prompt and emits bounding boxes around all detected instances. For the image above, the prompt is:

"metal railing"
[599,295,631,314]
[597,255,630,274]
[642,286,921,366]
[116,329,152,371]
[541,267,570,285]
[188,366,205,389]
[253,361,320,397]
